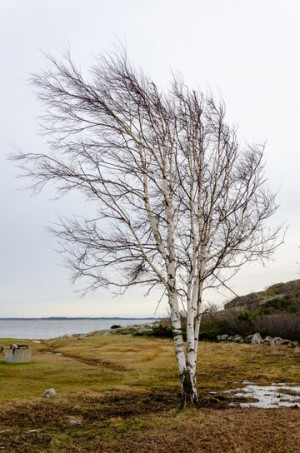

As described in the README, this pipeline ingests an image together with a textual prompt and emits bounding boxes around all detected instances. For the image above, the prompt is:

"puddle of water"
[225,383,300,408]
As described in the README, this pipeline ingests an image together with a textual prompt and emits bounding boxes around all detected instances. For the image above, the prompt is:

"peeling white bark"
[169,291,186,376]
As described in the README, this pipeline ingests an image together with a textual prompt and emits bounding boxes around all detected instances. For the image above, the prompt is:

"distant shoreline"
[0,317,158,321]
[0,318,158,339]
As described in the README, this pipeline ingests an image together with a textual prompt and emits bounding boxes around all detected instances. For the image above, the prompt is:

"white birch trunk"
[193,279,204,369]
[169,294,198,407]
[169,291,186,377]
[186,277,199,403]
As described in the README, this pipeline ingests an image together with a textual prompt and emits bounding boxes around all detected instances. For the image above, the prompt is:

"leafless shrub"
[254,313,300,341]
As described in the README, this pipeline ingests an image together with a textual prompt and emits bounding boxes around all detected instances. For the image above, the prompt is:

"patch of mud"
[225,382,300,408]
[42,348,127,371]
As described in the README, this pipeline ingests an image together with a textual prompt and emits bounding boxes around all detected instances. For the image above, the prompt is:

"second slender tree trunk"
[169,291,199,408]
[179,365,198,408]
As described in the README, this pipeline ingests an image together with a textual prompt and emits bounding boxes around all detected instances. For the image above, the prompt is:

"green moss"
[260,297,296,313]
[237,311,259,321]
[265,282,286,296]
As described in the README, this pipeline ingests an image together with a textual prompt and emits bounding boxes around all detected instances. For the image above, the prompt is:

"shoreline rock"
[217,332,299,348]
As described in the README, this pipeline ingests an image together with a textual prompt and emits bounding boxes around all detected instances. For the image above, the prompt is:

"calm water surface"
[0,319,155,339]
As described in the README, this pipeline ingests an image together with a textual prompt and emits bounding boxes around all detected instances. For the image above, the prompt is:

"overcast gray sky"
[1,0,299,317]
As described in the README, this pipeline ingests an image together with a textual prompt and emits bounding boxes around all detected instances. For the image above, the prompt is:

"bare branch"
[10,47,284,404]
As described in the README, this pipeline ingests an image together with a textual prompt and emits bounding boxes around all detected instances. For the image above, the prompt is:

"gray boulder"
[262,336,273,345]
[233,335,243,343]
[251,333,263,344]
[245,334,254,343]
[43,388,56,398]
[270,337,283,346]
[290,341,299,348]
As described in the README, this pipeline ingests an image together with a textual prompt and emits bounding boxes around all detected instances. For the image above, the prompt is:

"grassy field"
[0,334,299,452]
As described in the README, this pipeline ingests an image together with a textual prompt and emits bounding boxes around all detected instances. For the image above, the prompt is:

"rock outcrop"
[224,279,300,313]
[217,332,299,348]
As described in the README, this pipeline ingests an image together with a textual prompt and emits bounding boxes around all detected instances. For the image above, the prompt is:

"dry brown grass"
[0,335,299,452]
[0,392,299,452]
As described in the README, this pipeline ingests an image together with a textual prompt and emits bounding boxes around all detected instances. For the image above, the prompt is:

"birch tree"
[12,50,282,407]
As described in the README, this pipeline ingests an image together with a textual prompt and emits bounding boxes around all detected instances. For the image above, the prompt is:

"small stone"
[67,416,82,426]
[220,334,229,341]
[43,388,56,398]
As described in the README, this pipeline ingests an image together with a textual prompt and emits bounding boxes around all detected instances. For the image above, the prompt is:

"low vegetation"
[199,279,300,341]
[0,335,299,452]
[145,280,300,343]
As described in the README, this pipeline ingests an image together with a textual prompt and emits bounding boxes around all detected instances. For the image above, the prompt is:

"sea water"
[0,318,156,339]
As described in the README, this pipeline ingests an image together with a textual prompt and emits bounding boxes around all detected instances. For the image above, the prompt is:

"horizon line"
[0,316,159,320]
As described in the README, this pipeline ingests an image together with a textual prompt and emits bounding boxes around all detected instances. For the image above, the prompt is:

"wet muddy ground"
[0,389,299,452]
[218,382,300,408]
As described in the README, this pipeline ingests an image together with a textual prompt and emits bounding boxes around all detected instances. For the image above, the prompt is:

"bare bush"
[254,314,300,341]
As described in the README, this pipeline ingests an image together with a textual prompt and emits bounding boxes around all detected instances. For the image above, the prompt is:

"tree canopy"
[12,49,282,406]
